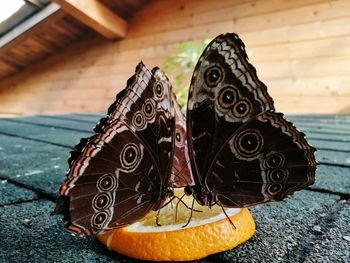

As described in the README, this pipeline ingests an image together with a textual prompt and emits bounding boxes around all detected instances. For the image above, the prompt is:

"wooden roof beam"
[52,0,128,39]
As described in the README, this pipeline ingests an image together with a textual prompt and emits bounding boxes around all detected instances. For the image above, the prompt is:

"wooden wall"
[1,0,350,115]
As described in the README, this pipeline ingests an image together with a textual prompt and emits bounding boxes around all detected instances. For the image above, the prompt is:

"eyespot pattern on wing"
[264,153,285,169]
[267,183,283,196]
[232,99,251,118]
[97,173,117,191]
[120,143,141,170]
[132,112,146,129]
[269,169,289,183]
[233,129,264,159]
[142,99,156,120]
[91,211,110,229]
[218,86,237,109]
[93,193,112,210]
[204,65,224,87]
[154,82,164,98]
[175,129,184,146]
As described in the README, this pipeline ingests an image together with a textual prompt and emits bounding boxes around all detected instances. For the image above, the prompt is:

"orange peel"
[97,193,255,261]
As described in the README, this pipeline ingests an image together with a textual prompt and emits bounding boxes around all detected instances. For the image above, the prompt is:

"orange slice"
[97,192,255,261]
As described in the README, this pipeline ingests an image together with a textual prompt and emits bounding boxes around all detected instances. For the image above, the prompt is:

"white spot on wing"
[115,125,128,133]
[136,195,143,204]
[193,131,208,141]
[213,172,224,184]
[135,181,141,192]
[216,160,224,168]
[158,136,171,144]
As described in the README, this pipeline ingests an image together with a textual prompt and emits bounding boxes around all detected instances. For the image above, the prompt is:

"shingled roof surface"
[0,113,349,262]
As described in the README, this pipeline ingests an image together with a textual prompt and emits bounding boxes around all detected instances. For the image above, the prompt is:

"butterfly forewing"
[55,62,175,236]
[187,33,275,190]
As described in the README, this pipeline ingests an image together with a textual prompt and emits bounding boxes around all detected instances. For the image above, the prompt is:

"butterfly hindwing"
[60,121,159,235]
[55,62,175,235]
[207,111,316,207]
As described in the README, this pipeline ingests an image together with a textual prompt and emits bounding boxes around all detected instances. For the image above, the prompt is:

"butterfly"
[185,34,316,208]
[55,33,316,236]
[54,63,191,235]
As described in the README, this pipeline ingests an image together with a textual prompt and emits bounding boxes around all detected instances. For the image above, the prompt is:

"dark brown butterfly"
[55,63,185,235]
[185,33,317,208]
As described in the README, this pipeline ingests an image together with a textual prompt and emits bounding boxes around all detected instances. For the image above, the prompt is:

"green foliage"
[163,39,210,109]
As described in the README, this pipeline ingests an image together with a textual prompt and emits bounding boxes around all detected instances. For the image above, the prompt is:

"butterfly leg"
[174,193,186,222]
[155,192,179,226]
[218,201,236,229]
[155,208,162,226]
[168,185,175,209]
[174,195,202,213]
[182,198,195,228]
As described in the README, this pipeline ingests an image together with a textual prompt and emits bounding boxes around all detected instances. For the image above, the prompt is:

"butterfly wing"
[170,93,194,188]
[55,62,175,235]
[207,111,316,206]
[107,64,174,180]
[186,33,316,206]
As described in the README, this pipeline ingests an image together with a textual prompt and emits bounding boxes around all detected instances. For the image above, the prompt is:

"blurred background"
[0,0,349,116]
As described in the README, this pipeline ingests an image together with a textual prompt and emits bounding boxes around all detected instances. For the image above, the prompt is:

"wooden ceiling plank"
[0,60,17,73]
[55,18,86,38]
[33,31,70,50]
[52,0,128,39]
[61,16,89,31]
[25,37,54,54]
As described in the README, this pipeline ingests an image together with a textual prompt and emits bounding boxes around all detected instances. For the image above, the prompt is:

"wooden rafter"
[52,0,128,39]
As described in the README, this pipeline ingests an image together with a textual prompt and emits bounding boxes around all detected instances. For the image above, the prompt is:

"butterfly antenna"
[171,167,189,185]
[218,201,236,229]
[172,159,193,185]
[169,174,182,186]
